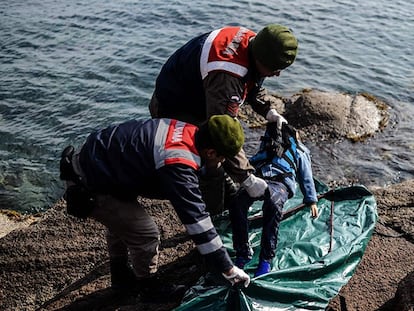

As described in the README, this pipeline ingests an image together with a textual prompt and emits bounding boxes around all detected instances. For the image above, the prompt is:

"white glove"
[222,266,251,287]
[242,174,268,198]
[266,108,287,129]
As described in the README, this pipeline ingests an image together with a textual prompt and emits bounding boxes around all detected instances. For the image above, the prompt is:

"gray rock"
[284,89,389,142]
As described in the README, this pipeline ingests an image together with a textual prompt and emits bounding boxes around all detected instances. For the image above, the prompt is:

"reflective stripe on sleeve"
[185,217,214,235]
[196,235,223,255]
[154,119,171,168]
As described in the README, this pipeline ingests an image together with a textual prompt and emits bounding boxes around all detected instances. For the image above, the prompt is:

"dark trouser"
[68,148,160,278]
[91,194,160,278]
[229,181,288,261]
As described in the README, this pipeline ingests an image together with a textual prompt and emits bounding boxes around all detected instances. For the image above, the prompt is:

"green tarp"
[176,180,377,310]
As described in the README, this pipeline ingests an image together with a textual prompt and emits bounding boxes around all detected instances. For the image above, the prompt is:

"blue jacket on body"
[249,124,318,204]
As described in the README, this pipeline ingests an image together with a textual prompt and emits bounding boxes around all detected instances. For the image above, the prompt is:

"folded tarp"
[176,180,377,310]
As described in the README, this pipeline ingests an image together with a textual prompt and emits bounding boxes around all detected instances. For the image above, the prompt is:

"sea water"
[1,0,413,213]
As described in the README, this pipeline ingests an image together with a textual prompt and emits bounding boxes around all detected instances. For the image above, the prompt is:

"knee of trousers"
[129,235,161,277]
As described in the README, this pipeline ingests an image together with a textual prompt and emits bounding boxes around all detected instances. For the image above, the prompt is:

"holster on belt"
[60,145,95,219]
[60,146,79,182]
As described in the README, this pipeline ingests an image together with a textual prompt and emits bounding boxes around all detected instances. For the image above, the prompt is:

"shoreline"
[0,210,41,239]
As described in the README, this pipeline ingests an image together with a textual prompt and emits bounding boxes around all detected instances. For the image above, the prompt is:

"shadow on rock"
[37,250,205,311]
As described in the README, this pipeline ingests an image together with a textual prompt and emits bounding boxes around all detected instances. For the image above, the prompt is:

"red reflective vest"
[154,119,201,170]
[154,26,259,122]
[200,26,256,80]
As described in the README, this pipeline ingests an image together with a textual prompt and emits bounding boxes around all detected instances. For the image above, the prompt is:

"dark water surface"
[1,0,413,212]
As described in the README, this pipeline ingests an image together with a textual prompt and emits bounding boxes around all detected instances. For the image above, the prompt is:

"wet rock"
[2,173,23,188]
[284,89,389,142]
[239,89,390,143]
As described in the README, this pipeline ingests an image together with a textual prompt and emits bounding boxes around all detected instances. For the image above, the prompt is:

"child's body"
[229,123,318,276]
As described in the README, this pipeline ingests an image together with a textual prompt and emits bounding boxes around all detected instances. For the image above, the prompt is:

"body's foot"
[254,260,271,277]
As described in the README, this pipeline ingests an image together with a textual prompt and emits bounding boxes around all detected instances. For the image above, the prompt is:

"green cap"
[208,115,244,158]
[251,24,298,70]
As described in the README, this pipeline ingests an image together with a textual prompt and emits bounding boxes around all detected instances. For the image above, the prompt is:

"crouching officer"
[59,115,250,301]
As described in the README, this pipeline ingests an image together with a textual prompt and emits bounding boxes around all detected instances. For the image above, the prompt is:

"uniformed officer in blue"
[59,115,250,301]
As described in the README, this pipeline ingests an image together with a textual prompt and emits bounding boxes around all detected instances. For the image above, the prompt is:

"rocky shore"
[0,89,413,311]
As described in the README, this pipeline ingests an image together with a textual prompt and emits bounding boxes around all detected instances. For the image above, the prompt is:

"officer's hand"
[242,174,268,198]
[310,203,319,218]
[266,109,287,130]
[222,266,250,287]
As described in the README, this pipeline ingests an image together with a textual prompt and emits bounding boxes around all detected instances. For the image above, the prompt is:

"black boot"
[110,257,139,291]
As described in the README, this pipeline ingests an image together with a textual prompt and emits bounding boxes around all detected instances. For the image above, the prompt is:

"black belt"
[59,145,82,184]
[60,145,96,219]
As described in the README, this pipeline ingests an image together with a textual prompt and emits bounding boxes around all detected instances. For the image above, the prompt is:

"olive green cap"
[251,24,298,70]
[208,115,244,158]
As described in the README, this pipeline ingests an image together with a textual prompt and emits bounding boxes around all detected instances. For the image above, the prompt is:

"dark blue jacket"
[79,118,233,272]
[155,33,208,121]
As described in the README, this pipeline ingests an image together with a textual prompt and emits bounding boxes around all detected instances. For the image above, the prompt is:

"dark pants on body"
[229,181,288,261]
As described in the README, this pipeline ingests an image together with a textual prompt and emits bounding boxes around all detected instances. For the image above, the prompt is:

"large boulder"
[284,89,389,142]
[239,89,390,143]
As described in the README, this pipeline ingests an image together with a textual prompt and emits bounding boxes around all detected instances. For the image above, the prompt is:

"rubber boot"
[110,257,139,291]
